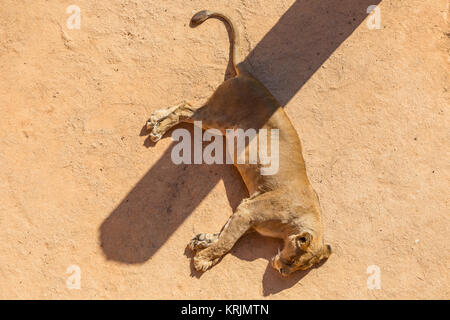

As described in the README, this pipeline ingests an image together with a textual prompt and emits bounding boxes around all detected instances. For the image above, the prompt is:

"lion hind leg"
[146,101,197,142]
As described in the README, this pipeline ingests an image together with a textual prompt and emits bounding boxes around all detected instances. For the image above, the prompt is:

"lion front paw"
[188,233,219,252]
[193,255,219,272]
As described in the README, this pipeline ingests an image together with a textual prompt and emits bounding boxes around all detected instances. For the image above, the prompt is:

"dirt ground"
[0,0,449,299]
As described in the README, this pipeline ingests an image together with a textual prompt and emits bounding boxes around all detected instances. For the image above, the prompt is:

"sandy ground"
[0,0,449,299]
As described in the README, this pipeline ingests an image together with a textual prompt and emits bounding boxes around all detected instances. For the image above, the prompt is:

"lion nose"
[279,268,289,276]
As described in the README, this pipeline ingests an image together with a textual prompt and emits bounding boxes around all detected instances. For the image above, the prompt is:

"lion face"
[271,232,332,276]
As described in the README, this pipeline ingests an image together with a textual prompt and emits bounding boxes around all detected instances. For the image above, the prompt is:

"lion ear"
[322,244,332,259]
[295,232,312,250]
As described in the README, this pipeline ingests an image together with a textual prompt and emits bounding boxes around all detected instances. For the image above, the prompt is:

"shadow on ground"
[100,125,247,263]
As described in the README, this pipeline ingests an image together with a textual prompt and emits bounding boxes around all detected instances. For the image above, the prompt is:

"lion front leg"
[192,210,253,272]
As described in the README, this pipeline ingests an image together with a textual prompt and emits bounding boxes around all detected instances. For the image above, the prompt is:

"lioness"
[145,10,331,276]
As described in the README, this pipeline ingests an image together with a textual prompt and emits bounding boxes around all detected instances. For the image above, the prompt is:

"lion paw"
[146,106,178,142]
[188,233,219,252]
[193,255,219,272]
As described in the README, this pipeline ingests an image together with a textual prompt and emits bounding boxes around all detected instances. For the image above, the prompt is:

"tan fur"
[145,11,331,276]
